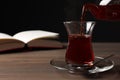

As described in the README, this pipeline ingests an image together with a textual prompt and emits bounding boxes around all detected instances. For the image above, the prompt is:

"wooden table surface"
[0,43,119,80]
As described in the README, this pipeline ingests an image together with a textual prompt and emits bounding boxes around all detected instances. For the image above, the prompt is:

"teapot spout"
[83,3,100,19]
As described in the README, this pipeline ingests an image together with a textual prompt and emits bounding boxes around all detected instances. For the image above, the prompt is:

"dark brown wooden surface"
[0,43,119,80]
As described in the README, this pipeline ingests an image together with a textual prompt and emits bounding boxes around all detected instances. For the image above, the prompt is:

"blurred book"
[0,30,64,52]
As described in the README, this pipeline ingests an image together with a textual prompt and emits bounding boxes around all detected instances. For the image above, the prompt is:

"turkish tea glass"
[50,21,114,74]
[64,21,95,67]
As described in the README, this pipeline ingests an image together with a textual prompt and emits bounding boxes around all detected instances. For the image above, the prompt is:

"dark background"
[3,0,120,42]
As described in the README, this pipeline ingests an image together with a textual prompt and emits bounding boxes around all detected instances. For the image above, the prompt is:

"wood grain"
[0,43,119,80]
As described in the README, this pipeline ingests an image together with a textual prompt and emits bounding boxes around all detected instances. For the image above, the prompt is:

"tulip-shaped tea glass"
[50,21,114,74]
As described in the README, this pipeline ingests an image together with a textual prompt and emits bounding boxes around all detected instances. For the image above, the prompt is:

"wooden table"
[0,43,119,80]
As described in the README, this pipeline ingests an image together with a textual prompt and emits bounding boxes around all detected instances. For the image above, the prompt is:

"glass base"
[50,56,114,74]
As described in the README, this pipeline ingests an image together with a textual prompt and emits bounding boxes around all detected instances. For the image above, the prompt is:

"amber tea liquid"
[65,34,94,65]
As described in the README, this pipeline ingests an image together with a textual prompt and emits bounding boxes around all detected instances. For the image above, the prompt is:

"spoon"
[93,54,114,66]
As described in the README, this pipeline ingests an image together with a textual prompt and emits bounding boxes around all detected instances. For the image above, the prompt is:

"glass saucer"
[50,56,114,74]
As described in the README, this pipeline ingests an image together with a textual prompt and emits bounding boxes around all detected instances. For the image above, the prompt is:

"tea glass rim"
[63,21,96,24]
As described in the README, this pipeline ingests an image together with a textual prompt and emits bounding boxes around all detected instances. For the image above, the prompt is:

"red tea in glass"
[64,21,95,66]
[65,34,94,65]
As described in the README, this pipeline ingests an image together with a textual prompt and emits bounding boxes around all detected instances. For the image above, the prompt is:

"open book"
[0,30,63,52]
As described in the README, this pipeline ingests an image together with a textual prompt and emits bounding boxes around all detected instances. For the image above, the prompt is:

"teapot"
[81,0,120,21]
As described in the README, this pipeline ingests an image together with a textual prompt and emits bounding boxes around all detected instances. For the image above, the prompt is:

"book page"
[0,33,14,39]
[0,33,25,52]
[13,30,59,43]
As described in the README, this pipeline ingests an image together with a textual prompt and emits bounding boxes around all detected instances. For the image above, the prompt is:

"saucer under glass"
[50,56,114,74]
